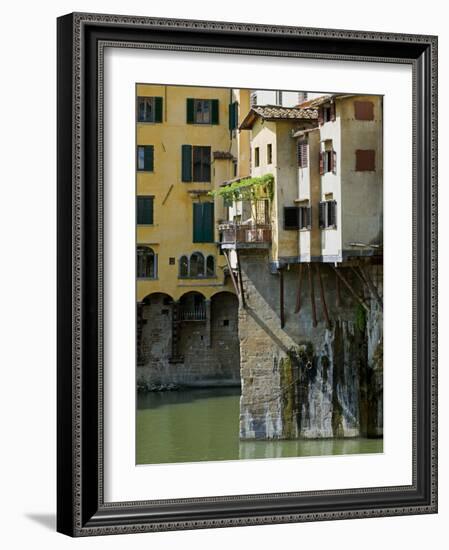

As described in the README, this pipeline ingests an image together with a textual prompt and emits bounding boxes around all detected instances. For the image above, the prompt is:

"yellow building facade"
[136,84,239,303]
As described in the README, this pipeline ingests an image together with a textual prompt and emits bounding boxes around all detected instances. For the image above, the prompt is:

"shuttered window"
[137,196,154,225]
[355,149,375,171]
[137,97,163,123]
[193,202,214,243]
[254,147,260,167]
[182,145,211,182]
[137,145,154,172]
[318,102,336,124]
[284,207,300,230]
[354,101,374,121]
[229,101,238,130]
[319,201,337,229]
[267,143,273,165]
[299,206,312,229]
[319,149,337,174]
[297,140,308,168]
[187,99,219,124]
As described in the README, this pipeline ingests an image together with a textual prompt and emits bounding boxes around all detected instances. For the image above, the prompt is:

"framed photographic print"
[57,12,438,536]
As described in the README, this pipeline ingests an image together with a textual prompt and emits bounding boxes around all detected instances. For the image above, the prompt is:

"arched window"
[206,255,215,277]
[190,252,205,277]
[179,255,188,278]
[137,246,156,279]
[179,253,215,278]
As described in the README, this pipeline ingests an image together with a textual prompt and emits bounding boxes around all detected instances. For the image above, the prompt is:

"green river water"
[137,387,383,465]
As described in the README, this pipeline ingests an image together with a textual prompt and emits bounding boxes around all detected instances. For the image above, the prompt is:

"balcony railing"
[178,305,206,321]
[219,222,272,248]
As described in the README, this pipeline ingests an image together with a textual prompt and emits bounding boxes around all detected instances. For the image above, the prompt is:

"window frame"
[178,253,216,279]
[254,146,260,167]
[136,145,154,172]
[136,245,157,279]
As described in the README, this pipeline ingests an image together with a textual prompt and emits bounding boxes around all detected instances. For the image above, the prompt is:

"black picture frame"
[57,12,438,536]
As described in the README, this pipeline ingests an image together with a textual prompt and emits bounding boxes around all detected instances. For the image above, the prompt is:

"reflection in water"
[136,388,383,465]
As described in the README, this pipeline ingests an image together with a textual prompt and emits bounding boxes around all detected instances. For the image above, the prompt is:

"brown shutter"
[356,149,375,171]
[318,106,324,125]
[319,151,324,175]
[332,151,337,174]
[330,101,336,122]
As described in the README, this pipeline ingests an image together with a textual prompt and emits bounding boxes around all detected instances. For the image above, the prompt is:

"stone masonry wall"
[239,250,383,440]
[137,292,240,388]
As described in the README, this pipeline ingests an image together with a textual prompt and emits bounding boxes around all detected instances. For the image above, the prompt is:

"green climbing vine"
[209,173,274,202]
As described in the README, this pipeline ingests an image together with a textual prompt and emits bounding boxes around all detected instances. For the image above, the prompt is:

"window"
[267,143,273,165]
[229,101,239,131]
[179,253,216,278]
[299,206,312,229]
[254,147,260,167]
[284,207,300,230]
[297,140,308,168]
[179,255,188,277]
[193,202,214,242]
[355,149,376,171]
[284,206,311,230]
[319,102,336,124]
[137,96,163,123]
[136,196,154,225]
[319,148,337,175]
[181,145,211,182]
[186,98,219,124]
[190,252,205,277]
[250,91,257,106]
[319,201,337,229]
[354,101,374,121]
[136,246,157,279]
[206,255,215,277]
[137,145,154,172]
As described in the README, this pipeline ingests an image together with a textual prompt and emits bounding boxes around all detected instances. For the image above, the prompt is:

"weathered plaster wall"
[238,252,383,440]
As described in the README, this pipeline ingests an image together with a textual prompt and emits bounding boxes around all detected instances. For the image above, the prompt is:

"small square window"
[169,257,175,265]
[223,319,230,327]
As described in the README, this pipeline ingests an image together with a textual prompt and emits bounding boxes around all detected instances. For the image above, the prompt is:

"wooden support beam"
[279,268,285,328]
[336,273,341,307]
[295,263,303,314]
[308,263,317,327]
[236,250,246,308]
[223,249,240,299]
[359,265,383,310]
[352,265,368,289]
[315,264,331,330]
[332,266,370,312]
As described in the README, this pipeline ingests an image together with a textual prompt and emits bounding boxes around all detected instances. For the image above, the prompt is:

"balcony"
[219,222,272,249]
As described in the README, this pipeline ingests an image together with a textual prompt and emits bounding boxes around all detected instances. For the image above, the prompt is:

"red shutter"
[332,151,337,174]
[318,106,324,125]
[330,101,336,122]
[319,152,324,175]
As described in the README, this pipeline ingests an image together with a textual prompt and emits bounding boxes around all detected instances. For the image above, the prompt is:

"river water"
[137,387,383,465]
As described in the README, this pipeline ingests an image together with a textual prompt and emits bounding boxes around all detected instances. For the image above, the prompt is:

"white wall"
[0,1,445,549]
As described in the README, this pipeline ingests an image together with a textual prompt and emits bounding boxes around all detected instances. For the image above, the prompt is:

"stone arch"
[178,290,206,321]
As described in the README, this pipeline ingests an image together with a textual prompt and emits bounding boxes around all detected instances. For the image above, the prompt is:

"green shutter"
[192,202,214,243]
[154,97,163,122]
[186,98,194,124]
[211,99,219,125]
[137,197,153,225]
[144,146,154,171]
[202,202,214,242]
[193,203,203,242]
[181,145,192,182]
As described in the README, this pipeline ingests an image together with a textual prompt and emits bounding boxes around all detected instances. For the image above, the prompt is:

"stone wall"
[238,250,383,440]
[137,291,240,388]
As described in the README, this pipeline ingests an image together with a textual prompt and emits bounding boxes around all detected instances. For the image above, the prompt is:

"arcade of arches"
[137,291,240,388]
